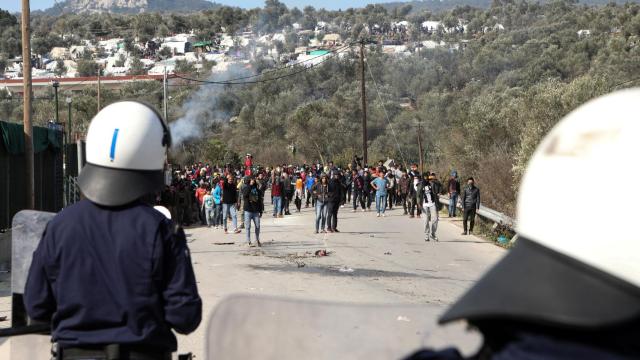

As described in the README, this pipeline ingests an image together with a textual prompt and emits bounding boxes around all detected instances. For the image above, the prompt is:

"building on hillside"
[162,41,192,55]
[382,45,408,55]
[315,21,328,33]
[577,29,591,37]
[164,34,196,44]
[422,21,442,32]
[322,33,341,47]
[272,33,286,43]
[98,38,124,54]
[69,46,87,60]
[421,40,446,49]
[193,41,213,54]
[294,49,331,67]
[50,47,70,60]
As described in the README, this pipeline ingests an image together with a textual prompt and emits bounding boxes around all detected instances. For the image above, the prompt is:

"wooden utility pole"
[163,67,168,120]
[359,40,368,166]
[22,0,34,209]
[417,120,424,173]
[97,67,101,112]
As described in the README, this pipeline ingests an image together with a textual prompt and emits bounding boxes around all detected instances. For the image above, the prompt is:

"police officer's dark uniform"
[24,101,202,360]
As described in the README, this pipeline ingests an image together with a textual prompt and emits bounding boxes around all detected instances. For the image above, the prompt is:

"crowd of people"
[157,154,481,246]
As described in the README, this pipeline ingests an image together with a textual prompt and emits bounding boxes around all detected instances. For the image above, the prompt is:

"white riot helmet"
[78,101,171,207]
[440,88,640,328]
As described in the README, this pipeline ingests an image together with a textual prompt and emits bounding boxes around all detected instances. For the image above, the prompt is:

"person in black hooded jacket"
[242,176,263,246]
[327,172,344,232]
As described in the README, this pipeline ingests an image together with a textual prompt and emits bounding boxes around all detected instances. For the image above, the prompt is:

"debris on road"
[338,266,354,273]
[396,316,411,322]
[295,260,306,268]
[213,242,235,245]
[315,249,328,257]
[384,252,392,255]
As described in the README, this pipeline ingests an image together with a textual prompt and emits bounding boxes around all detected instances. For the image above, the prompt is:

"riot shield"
[204,294,481,360]
[0,210,55,359]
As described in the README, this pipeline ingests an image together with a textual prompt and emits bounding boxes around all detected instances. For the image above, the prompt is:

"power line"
[366,61,408,168]
[609,77,640,90]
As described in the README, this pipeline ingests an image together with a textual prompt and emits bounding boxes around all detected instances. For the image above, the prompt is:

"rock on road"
[178,201,506,358]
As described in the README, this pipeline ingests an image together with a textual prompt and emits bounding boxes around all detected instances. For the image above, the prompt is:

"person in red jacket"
[244,154,253,176]
[195,183,208,225]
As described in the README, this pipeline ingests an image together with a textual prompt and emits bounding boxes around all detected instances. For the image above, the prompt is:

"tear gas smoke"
[169,63,254,147]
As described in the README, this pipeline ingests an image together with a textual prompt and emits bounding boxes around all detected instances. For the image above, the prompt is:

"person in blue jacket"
[213,181,223,228]
[24,101,202,360]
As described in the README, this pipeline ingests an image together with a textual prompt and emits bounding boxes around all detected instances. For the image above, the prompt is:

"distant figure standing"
[327,172,344,232]
[244,154,253,176]
[371,171,389,217]
[312,173,330,233]
[294,174,304,212]
[271,172,284,217]
[305,174,316,208]
[222,174,241,234]
[202,189,215,228]
[282,172,294,215]
[397,171,409,215]
[423,173,440,241]
[213,182,222,229]
[386,171,396,210]
[461,177,481,235]
[242,176,263,247]
[351,169,365,212]
[195,183,207,225]
[447,171,461,217]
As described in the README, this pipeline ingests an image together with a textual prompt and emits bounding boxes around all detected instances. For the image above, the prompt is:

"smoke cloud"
[169,62,254,147]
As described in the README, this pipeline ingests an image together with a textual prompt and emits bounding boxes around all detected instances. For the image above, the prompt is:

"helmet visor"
[78,162,165,207]
[440,237,640,328]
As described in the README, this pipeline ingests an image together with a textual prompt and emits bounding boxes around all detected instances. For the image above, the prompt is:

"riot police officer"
[405,89,640,359]
[24,101,202,359]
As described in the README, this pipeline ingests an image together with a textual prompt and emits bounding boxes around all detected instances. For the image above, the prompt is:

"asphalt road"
[178,200,506,358]
[0,200,506,359]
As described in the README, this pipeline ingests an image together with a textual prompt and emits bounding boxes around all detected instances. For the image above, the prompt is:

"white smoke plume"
[169,62,254,147]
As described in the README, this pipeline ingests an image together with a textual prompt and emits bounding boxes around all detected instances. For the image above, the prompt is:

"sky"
[3,0,401,13]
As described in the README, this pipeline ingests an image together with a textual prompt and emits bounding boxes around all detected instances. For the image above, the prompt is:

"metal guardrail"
[439,195,516,230]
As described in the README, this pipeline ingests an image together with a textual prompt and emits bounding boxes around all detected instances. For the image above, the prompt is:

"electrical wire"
[366,61,408,168]
[609,77,640,90]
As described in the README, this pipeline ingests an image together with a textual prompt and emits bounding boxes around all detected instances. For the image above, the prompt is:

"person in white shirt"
[422,173,439,241]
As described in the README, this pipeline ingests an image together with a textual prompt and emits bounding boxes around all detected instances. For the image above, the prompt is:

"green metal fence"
[0,122,64,230]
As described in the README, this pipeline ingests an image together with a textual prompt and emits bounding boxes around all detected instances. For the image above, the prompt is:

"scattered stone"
[315,249,328,257]
[384,252,392,255]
